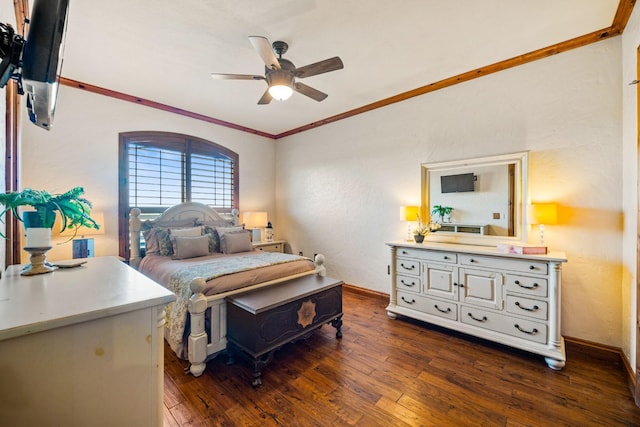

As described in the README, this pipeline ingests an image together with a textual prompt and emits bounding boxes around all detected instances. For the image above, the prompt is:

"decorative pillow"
[203,227,218,253]
[142,227,172,256]
[220,231,253,254]
[170,226,202,237]
[170,234,211,259]
[214,225,245,252]
[141,218,198,256]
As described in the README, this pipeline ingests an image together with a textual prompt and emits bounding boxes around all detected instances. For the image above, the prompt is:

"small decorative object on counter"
[265,222,274,242]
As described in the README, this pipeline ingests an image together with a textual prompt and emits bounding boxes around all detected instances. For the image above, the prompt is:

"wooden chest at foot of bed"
[226,274,343,386]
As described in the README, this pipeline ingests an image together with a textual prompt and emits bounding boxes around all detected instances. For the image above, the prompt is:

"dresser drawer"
[395,258,420,276]
[460,254,548,275]
[397,291,458,321]
[505,295,548,320]
[461,305,547,344]
[397,248,457,264]
[505,274,548,297]
[396,274,421,293]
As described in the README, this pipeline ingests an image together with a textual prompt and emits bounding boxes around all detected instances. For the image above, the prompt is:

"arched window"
[118,131,239,260]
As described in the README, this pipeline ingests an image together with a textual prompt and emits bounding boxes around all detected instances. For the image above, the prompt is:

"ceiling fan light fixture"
[267,70,294,101]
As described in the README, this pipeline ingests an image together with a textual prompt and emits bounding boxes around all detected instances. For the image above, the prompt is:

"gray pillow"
[170,234,211,259]
[220,231,253,254]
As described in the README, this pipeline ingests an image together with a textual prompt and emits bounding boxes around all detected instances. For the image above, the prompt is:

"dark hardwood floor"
[163,288,640,426]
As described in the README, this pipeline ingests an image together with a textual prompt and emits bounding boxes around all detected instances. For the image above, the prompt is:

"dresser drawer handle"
[400,263,415,270]
[529,265,536,270]
[434,304,451,314]
[401,250,409,255]
[468,312,487,322]
[443,255,450,260]
[514,280,539,290]
[514,324,539,335]
[400,279,416,287]
[515,301,539,312]
[469,258,477,263]
[401,296,416,304]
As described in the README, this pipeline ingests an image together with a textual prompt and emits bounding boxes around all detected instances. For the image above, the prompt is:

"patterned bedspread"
[164,252,311,348]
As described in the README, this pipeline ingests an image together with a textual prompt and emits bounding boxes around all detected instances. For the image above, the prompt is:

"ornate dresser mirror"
[421,151,529,246]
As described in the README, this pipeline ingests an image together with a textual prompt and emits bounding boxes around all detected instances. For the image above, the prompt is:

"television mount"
[0,22,25,95]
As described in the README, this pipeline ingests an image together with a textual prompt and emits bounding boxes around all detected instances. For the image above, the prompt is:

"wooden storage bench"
[226,274,343,386]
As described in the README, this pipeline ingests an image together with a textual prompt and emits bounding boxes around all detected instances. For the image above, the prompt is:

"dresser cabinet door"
[459,268,503,309]
[423,262,458,300]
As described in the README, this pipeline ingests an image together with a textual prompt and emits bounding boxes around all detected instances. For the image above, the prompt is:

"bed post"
[129,208,142,268]
[187,277,208,377]
[314,254,326,277]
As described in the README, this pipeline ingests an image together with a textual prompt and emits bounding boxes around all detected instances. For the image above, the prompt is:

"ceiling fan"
[211,36,344,105]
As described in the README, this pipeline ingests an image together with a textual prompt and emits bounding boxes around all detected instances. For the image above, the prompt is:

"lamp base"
[22,246,54,276]
[251,228,263,243]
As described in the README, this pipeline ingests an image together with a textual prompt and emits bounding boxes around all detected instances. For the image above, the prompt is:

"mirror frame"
[421,151,529,246]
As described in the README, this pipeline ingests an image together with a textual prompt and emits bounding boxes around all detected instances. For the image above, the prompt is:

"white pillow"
[170,226,202,237]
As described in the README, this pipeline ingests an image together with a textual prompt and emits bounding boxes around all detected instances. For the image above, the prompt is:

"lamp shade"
[242,211,268,228]
[59,212,105,236]
[528,203,557,225]
[400,206,419,222]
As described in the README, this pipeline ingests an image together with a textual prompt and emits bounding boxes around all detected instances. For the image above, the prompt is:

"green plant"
[431,205,453,220]
[0,187,99,238]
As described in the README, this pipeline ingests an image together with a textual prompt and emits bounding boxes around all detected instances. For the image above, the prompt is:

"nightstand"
[252,240,286,253]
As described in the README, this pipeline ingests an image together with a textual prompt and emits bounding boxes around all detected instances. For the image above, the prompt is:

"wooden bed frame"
[129,202,325,376]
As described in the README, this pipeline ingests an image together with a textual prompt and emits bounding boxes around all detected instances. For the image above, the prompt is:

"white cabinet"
[0,257,176,426]
[387,241,567,369]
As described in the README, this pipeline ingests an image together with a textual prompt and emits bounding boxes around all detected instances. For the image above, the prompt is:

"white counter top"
[0,256,176,341]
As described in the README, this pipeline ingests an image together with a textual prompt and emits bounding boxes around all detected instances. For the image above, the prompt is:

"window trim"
[118,131,239,261]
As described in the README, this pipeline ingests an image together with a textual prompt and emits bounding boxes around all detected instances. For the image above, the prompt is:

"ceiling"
[58,0,624,138]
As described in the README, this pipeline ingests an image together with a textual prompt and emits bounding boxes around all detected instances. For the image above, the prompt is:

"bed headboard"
[129,202,238,268]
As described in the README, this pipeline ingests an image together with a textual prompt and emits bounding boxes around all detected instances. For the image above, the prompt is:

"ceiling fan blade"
[211,73,265,81]
[248,36,281,70]
[295,57,343,79]
[257,89,273,105]
[294,82,328,102]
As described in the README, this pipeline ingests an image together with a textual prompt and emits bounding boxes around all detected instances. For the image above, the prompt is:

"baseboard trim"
[343,283,389,302]
[549,336,636,393]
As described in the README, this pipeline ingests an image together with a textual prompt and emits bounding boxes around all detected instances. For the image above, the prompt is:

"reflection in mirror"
[421,152,528,246]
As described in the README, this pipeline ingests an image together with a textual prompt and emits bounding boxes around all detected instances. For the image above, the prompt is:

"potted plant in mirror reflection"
[0,187,99,275]
[413,215,441,243]
[432,205,454,223]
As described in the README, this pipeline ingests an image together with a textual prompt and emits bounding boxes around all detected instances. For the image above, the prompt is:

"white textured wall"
[20,86,276,261]
[276,39,624,348]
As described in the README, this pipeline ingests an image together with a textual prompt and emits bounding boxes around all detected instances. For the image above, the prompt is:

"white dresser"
[386,241,567,369]
[0,256,176,426]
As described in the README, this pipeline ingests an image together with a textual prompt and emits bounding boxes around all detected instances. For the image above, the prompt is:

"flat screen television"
[21,0,70,130]
[441,172,475,193]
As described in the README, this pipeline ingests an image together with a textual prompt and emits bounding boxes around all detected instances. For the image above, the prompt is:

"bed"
[129,202,325,376]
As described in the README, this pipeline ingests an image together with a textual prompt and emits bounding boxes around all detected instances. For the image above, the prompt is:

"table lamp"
[243,211,268,242]
[60,211,105,258]
[528,203,557,246]
[400,206,419,241]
